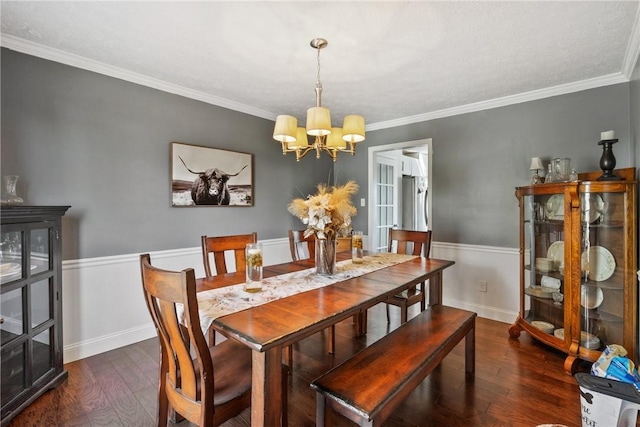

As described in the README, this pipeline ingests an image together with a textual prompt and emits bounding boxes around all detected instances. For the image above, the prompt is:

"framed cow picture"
[171,142,253,207]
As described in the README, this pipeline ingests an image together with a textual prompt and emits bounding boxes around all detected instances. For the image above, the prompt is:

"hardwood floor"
[7,303,594,427]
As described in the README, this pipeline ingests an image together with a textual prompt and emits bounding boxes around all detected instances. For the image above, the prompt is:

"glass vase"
[1,175,24,206]
[315,238,337,276]
[245,243,263,292]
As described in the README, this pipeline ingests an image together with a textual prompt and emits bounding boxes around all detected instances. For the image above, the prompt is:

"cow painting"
[179,157,248,205]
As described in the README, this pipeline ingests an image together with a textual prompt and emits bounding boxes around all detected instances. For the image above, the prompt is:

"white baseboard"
[64,324,157,362]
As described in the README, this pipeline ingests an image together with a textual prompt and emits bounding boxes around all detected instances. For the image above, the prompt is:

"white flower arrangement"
[288,180,359,240]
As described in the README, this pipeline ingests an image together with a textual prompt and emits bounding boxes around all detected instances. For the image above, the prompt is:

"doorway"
[367,138,433,252]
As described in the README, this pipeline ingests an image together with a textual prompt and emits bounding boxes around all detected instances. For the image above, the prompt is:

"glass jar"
[569,168,578,181]
[352,231,364,264]
[1,175,24,206]
[546,163,555,183]
[553,158,571,182]
[245,243,263,292]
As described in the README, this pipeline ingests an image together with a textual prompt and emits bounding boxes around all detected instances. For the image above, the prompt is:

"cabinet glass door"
[1,223,57,416]
[579,190,625,352]
[524,193,565,337]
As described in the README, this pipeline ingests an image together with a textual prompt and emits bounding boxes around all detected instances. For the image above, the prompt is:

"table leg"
[428,271,443,306]
[354,311,367,336]
[251,346,283,426]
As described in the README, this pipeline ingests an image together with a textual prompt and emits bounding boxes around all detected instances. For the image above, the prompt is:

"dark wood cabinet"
[1,206,70,425]
[509,168,637,374]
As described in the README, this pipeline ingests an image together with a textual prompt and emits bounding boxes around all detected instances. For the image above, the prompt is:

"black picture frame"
[171,142,253,207]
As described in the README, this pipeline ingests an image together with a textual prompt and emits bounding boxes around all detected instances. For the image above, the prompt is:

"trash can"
[576,373,640,427]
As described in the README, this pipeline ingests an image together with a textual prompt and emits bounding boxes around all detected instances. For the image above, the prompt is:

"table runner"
[197,253,416,332]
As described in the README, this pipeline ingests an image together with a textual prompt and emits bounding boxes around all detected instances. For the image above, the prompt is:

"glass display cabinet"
[1,206,70,425]
[509,168,637,374]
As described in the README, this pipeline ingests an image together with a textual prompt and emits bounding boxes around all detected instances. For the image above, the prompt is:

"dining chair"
[336,237,352,252]
[385,228,433,323]
[200,232,257,345]
[201,232,257,277]
[288,229,315,261]
[139,253,288,426]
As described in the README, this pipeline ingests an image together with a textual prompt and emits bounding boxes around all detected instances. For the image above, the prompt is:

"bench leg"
[465,318,476,374]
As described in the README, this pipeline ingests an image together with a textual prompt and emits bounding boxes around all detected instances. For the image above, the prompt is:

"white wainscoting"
[62,237,519,362]
[431,242,520,324]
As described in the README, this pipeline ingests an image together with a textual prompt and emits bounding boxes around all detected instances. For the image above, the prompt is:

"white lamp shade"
[529,157,544,171]
[306,107,331,136]
[288,127,310,149]
[273,115,297,143]
[325,127,346,149]
[342,115,365,143]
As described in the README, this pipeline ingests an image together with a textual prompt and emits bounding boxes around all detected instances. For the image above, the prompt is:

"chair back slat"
[388,229,432,258]
[201,233,257,276]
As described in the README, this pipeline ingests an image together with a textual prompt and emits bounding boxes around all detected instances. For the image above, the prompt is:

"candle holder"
[597,138,621,181]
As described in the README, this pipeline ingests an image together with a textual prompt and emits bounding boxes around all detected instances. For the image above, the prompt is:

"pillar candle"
[600,130,615,140]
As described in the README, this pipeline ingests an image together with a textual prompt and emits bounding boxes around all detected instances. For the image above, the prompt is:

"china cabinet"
[509,168,637,374]
[1,206,70,425]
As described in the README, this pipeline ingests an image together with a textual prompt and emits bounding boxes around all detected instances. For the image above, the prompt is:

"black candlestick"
[597,138,621,181]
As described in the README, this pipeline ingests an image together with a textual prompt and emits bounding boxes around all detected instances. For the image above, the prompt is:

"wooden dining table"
[196,252,455,426]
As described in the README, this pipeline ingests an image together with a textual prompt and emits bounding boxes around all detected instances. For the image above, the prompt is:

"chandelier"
[272,38,365,162]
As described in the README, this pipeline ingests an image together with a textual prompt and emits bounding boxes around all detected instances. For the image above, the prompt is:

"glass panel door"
[524,193,565,337]
[374,156,398,252]
[579,190,625,352]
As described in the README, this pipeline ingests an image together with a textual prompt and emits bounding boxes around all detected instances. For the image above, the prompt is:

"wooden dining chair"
[139,253,288,427]
[201,232,257,277]
[200,232,257,345]
[385,229,433,323]
[336,237,352,252]
[288,229,315,261]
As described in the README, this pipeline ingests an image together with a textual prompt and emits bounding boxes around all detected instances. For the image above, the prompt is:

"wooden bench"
[311,304,477,426]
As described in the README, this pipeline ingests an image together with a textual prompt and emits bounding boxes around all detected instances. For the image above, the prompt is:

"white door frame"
[368,138,433,251]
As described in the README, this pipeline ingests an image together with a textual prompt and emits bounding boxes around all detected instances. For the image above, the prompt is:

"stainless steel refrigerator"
[401,175,428,231]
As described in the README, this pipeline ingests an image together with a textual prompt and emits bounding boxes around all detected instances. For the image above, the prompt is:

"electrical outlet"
[360,198,366,207]
[478,280,487,293]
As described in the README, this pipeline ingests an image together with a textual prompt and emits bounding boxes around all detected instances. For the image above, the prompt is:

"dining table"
[195,251,455,426]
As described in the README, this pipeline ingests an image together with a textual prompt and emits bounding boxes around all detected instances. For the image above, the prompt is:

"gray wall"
[1,49,336,259]
[2,48,637,257]
[340,84,635,248]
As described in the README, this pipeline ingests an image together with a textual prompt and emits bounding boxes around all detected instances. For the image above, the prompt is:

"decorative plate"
[581,246,616,281]
[554,328,599,349]
[546,241,564,269]
[531,320,554,334]
[580,193,604,224]
[581,331,601,350]
[525,286,555,299]
[580,285,604,309]
[545,194,564,221]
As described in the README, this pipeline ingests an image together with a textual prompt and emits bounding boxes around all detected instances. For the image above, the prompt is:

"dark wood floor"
[7,303,593,427]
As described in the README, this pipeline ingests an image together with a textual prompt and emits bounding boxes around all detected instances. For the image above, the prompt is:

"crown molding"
[1,34,633,132]
[621,4,640,79]
[0,35,276,121]
[367,72,629,131]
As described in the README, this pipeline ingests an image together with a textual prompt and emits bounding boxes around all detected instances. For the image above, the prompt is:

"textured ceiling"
[1,1,639,130]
